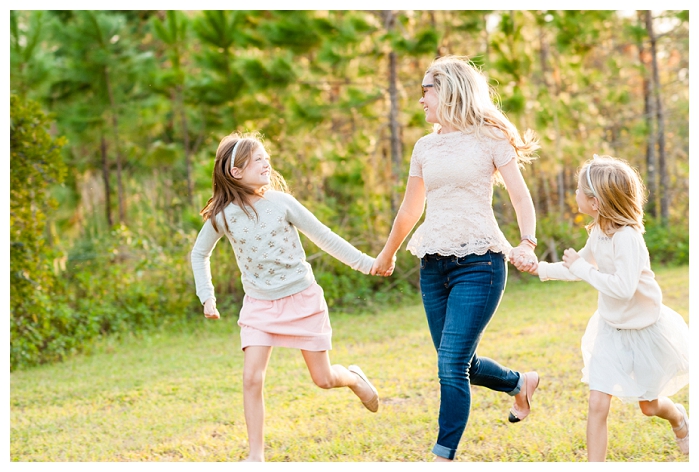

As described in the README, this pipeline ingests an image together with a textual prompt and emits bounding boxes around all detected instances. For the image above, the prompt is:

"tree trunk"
[538,24,566,218]
[637,11,657,218]
[177,85,194,207]
[100,133,113,227]
[382,10,402,214]
[557,169,566,217]
[104,65,126,224]
[645,10,669,224]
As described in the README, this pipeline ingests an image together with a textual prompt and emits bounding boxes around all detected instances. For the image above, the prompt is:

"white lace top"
[406,130,516,259]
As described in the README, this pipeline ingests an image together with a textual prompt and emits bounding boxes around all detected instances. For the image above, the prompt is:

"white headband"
[586,154,599,198]
[230,140,240,168]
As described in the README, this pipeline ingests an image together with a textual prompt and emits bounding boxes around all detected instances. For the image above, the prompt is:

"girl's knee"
[312,374,335,389]
[588,392,611,418]
[638,400,658,417]
[243,370,266,390]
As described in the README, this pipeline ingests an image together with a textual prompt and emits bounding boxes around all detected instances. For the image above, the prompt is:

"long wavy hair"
[577,155,646,235]
[200,131,288,232]
[426,55,539,165]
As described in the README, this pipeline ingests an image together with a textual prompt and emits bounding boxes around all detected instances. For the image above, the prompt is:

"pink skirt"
[238,282,332,351]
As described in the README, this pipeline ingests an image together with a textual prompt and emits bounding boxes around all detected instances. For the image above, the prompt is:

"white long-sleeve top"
[190,190,375,303]
[537,225,662,329]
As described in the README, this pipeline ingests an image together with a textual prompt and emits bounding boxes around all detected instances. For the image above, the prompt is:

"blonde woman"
[532,155,689,460]
[371,56,541,461]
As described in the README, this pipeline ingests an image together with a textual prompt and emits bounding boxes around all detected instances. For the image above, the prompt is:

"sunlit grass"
[10,266,689,462]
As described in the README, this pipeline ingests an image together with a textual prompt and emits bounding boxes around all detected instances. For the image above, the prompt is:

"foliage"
[10,94,67,368]
[644,217,690,266]
[8,10,690,370]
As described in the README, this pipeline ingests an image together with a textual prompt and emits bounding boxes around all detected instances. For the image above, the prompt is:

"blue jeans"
[420,251,523,460]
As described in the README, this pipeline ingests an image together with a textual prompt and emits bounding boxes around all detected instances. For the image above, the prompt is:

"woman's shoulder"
[486,126,509,141]
[415,130,469,148]
[415,131,440,146]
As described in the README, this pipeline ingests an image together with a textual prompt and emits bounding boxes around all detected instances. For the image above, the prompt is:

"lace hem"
[407,243,513,261]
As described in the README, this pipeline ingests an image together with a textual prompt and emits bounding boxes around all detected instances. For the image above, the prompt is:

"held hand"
[509,244,538,274]
[203,298,220,319]
[371,249,396,277]
[562,248,580,268]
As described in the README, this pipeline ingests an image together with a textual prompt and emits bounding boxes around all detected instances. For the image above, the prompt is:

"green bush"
[10,94,68,370]
[644,217,689,266]
[10,108,200,370]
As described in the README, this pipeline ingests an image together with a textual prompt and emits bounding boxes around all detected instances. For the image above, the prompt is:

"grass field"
[10,265,690,462]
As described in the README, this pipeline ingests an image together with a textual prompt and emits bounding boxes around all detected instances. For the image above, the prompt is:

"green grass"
[10,266,689,462]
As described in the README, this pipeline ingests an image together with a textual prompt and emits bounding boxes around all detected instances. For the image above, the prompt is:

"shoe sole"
[509,372,539,423]
[348,365,379,413]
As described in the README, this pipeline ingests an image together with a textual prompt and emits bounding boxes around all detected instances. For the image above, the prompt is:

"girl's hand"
[203,298,220,319]
[509,244,538,274]
[562,248,580,268]
[371,249,396,277]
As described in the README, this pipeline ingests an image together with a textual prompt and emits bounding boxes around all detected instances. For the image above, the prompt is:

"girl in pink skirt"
[191,131,381,462]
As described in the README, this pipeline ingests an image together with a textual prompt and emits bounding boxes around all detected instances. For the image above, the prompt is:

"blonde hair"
[577,155,646,235]
[426,55,539,164]
[200,131,288,232]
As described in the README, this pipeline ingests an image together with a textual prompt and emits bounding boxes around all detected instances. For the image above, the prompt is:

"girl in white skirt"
[531,154,689,461]
[191,132,381,461]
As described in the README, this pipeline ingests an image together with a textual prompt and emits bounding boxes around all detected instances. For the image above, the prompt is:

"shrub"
[10,94,67,370]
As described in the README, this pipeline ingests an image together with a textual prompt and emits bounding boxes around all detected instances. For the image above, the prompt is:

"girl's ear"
[591,197,599,211]
[231,167,242,179]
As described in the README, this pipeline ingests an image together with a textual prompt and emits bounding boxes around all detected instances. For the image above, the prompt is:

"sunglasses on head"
[421,84,434,98]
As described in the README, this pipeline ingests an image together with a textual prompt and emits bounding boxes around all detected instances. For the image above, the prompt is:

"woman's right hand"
[203,298,220,319]
[509,244,538,275]
[371,249,396,277]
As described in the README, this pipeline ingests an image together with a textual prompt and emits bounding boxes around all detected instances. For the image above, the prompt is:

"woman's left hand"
[509,244,538,274]
[371,249,396,277]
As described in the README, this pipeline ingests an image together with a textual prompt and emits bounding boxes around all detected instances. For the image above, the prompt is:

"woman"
[371,55,540,461]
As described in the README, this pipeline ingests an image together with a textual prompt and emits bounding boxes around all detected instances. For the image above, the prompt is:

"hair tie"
[586,154,599,198]
[230,140,240,168]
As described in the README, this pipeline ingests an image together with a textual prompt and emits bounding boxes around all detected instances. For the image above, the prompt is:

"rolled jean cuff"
[432,443,455,460]
[507,372,525,397]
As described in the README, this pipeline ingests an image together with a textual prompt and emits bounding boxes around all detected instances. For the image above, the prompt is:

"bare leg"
[242,346,273,462]
[587,390,612,462]
[638,397,688,438]
[301,350,375,404]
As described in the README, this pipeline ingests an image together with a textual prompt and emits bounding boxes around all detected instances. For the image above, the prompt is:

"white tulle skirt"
[580,305,689,403]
